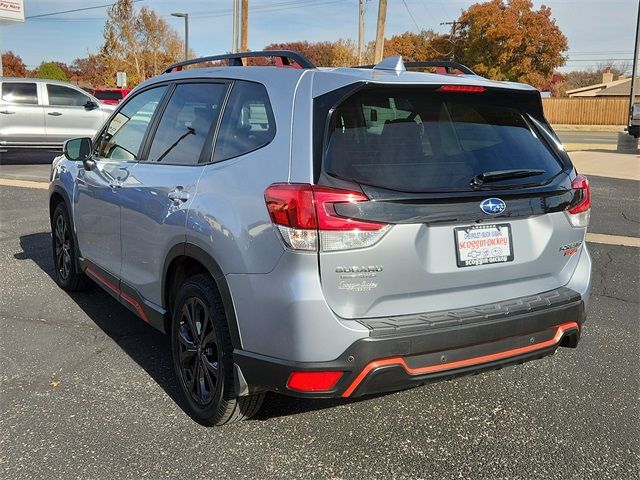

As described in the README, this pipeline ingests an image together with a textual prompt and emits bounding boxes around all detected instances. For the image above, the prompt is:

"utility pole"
[232,0,239,53]
[241,0,249,52]
[373,0,387,64]
[440,21,457,61]
[358,0,366,65]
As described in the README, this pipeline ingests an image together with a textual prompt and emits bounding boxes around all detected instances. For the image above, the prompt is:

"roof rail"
[163,50,316,74]
[354,60,477,75]
[404,61,477,75]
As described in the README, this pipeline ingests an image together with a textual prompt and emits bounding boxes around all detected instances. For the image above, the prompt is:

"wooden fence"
[541,97,630,125]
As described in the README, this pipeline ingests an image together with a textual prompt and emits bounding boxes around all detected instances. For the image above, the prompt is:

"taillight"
[286,371,343,392]
[264,184,390,252]
[566,174,591,228]
[437,85,486,93]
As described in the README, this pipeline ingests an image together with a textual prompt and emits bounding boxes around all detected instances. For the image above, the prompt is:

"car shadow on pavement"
[16,231,378,422]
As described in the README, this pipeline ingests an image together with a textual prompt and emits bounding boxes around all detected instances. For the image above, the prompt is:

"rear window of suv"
[323,87,564,192]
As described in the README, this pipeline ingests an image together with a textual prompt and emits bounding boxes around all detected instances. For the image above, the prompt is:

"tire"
[51,202,91,292]
[171,274,264,426]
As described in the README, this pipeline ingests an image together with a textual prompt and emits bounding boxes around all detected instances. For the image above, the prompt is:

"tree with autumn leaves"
[454,0,567,87]
[98,0,184,86]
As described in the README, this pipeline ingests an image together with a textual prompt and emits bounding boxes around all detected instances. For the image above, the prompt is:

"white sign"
[0,0,25,22]
[116,71,127,88]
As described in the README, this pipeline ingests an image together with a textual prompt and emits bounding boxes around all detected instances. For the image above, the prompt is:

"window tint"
[94,91,124,101]
[96,86,167,161]
[147,83,227,165]
[1,82,37,105]
[47,85,90,107]
[324,88,563,192]
[213,81,275,162]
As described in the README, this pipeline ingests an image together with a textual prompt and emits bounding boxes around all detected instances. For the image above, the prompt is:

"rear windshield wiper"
[471,169,546,187]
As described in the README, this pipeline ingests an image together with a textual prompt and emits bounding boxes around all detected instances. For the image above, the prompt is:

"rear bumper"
[234,289,586,398]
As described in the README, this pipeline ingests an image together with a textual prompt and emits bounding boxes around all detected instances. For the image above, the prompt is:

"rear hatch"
[313,83,588,319]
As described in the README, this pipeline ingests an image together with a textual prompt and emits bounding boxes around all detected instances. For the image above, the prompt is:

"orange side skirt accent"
[341,321,580,398]
[85,266,149,323]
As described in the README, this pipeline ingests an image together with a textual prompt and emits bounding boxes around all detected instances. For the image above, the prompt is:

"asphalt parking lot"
[0,167,638,479]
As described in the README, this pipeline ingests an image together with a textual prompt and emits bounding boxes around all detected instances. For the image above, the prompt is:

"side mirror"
[63,137,94,170]
[84,100,98,110]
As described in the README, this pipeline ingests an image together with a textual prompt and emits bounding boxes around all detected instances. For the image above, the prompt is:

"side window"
[147,83,227,165]
[213,81,275,162]
[95,86,167,161]
[1,82,38,105]
[47,85,91,107]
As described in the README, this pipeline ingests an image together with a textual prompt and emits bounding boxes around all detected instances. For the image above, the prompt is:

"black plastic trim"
[163,50,316,73]
[358,287,581,337]
[79,258,168,333]
[353,344,559,397]
[234,295,585,398]
[334,186,578,225]
[161,243,243,349]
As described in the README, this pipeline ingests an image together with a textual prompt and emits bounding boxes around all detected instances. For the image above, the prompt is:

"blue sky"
[0,0,636,73]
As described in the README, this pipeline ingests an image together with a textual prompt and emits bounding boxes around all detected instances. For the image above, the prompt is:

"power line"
[26,0,348,22]
[193,0,348,19]
[401,0,421,31]
[26,0,148,19]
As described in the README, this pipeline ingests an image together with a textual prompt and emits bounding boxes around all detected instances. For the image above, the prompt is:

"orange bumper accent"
[341,321,580,398]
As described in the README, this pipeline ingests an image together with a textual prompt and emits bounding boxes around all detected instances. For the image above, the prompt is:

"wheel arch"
[49,185,71,221]
[162,243,242,348]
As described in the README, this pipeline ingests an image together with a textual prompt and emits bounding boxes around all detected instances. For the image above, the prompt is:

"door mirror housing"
[63,137,94,170]
[84,100,98,110]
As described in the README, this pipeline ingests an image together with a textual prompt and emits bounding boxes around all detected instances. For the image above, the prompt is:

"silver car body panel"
[120,162,203,306]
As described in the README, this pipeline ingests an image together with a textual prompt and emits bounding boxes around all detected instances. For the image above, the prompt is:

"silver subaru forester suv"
[49,51,591,426]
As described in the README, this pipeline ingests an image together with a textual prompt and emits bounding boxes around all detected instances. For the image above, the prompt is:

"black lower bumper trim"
[233,295,585,399]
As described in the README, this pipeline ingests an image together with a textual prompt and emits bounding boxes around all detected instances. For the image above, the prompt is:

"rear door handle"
[0,110,15,115]
[47,112,63,116]
[168,187,189,203]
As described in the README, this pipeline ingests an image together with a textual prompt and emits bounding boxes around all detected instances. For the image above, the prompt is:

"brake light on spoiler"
[437,85,486,93]
[264,184,390,251]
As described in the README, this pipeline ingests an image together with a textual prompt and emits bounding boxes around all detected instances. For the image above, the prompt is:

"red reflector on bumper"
[286,371,344,392]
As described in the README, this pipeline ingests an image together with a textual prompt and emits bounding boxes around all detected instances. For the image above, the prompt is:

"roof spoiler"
[163,50,316,74]
[355,56,478,76]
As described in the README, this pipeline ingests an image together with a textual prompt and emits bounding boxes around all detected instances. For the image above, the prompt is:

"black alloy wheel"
[51,203,91,291]
[176,297,220,406]
[171,274,264,426]
[54,212,72,281]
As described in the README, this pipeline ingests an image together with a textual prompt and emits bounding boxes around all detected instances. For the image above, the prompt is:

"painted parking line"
[586,233,640,248]
[0,178,48,190]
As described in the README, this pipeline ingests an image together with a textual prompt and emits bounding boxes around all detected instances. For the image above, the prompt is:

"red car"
[92,88,131,105]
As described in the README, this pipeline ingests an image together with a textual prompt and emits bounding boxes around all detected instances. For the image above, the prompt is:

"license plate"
[454,224,514,268]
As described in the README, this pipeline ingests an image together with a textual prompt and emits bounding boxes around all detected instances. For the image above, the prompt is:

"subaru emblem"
[480,198,506,215]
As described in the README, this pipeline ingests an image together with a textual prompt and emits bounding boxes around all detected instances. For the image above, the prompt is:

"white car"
[0,77,114,152]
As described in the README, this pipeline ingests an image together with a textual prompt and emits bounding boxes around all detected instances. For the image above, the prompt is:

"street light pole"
[171,12,189,61]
